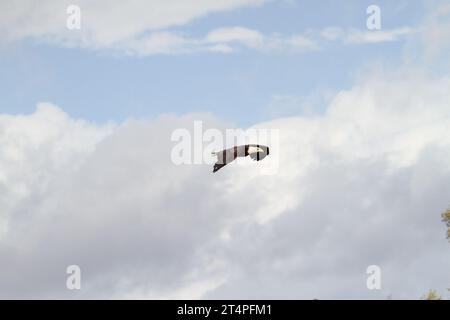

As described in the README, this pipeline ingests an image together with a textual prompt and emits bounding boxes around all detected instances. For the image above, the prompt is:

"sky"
[0,0,426,124]
[0,0,450,299]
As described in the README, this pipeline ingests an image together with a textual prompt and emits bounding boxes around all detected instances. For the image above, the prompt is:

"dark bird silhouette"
[211,144,270,173]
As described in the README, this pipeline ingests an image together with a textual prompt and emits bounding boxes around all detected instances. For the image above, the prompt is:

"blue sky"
[0,0,427,126]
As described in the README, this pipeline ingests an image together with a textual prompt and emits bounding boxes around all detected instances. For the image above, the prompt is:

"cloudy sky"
[1,0,450,299]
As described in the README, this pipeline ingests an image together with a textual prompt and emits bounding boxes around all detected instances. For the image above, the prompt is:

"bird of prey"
[211,144,270,172]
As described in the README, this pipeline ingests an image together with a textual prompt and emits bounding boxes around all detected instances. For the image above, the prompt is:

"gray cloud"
[1,66,450,299]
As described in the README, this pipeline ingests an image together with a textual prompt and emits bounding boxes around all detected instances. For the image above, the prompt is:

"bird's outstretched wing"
[213,162,227,173]
[212,147,238,172]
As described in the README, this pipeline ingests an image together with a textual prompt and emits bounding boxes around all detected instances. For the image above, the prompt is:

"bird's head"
[248,146,264,154]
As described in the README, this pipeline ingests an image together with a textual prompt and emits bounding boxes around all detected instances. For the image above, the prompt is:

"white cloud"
[208,43,235,54]
[316,26,414,44]
[120,32,199,56]
[0,103,114,240]
[119,25,410,55]
[1,68,450,299]
[344,27,413,44]
[419,3,450,62]
[320,27,344,41]
[0,0,412,55]
[204,27,318,53]
[0,0,267,47]
[206,27,265,49]
[112,26,319,55]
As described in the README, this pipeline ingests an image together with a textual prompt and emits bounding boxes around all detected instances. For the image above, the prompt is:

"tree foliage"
[421,289,442,300]
[442,208,450,241]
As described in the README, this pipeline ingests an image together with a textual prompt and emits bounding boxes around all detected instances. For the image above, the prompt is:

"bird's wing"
[213,147,238,172]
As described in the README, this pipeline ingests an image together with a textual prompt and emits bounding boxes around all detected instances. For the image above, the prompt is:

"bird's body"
[212,144,270,172]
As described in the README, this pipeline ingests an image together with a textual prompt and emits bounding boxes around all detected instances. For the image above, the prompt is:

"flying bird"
[211,144,270,173]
